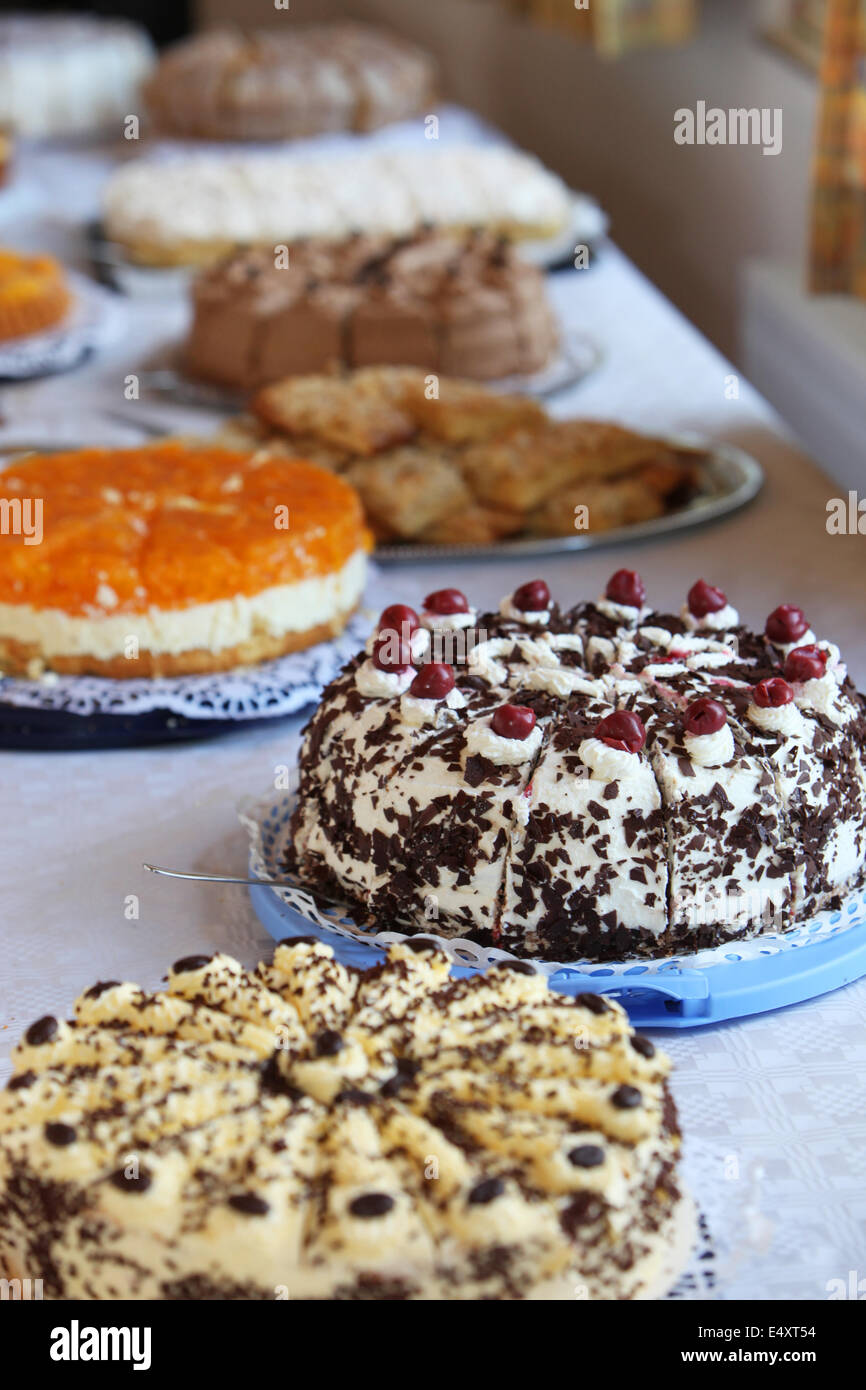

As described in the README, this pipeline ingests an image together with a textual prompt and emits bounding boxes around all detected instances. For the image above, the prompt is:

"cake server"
[144,862,353,910]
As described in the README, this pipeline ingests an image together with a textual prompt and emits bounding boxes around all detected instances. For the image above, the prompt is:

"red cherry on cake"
[765,604,809,645]
[424,588,469,616]
[372,633,413,673]
[491,704,537,741]
[754,677,794,709]
[378,603,419,635]
[595,710,646,754]
[687,579,727,619]
[784,644,828,684]
[409,662,455,700]
[605,569,646,609]
[683,698,727,737]
[512,579,550,612]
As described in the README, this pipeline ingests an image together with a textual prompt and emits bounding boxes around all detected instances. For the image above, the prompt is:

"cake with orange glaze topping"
[0,442,369,678]
[0,249,70,341]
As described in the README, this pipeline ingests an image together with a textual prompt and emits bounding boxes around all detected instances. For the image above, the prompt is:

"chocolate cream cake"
[0,941,685,1300]
[185,230,559,390]
[290,573,866,961]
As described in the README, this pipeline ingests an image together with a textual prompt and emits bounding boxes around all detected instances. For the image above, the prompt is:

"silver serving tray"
[374,438,764,565]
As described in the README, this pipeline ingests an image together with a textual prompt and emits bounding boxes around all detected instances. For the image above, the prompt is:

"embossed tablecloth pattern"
[1,127,865,1303]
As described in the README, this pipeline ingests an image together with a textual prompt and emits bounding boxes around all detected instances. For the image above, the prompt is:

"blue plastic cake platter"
[249,880,866,1031]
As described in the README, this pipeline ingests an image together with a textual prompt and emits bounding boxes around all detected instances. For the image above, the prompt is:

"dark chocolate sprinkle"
[567,1144,605,1169]
[575,994,608,1015]
[468,1177,505,1205]
[350,1193,395,1218]
[83,981,120,1000]
[229,1193,270,1216]
[171,955,213,974]
[110,1168,152,1194]
[630,1035,656,1059]
[611,1084,643,1109]
[314,1029,344,1057]
[45,1122,77,1147]
[25,1016,58,1046]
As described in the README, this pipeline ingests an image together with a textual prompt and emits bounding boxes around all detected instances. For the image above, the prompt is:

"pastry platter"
[242,793,866,1030]
[375,438,764,563]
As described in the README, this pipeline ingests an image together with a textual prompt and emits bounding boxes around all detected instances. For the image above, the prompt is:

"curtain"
[506,0,697,57]
[810,0,866,295]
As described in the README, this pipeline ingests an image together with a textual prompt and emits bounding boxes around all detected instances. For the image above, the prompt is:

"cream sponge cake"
[185,230,559,390]
[290,573,866,960]
[103,146,574,268]
[0,941,685,1300]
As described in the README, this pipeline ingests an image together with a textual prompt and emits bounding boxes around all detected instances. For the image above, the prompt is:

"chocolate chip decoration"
[84,980,120,1000]
[349,1193,395,1218]
[468,1177,505,1205]
[567,1144,605,1169]
[611,1085,643,1110]
[229,1193,270,1216]
[44,1123,77,1147]
[172,955,213,974]
[110,1168,152,1194]
[25,1015,58,1046]
[314,1029,344,1057]
[576,994,608,1015]
[630,1035,656,1059]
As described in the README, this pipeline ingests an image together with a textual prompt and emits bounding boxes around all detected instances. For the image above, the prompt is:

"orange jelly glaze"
[0,443,370,615]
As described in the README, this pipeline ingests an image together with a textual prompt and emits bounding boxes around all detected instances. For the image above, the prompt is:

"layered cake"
[103,146,573,268]
[186,230,559,390]
[0,248,70,341]
[220,366,700,546]
[0,442,368,678]
[0,940,685,1300]
[0,14,154,138]
[290,573,866,959]
[143,24,437,141]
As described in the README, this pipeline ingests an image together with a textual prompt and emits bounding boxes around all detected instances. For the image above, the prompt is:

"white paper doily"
[241,790,866,976]
[0,608,378,722]
[0,272,126,379]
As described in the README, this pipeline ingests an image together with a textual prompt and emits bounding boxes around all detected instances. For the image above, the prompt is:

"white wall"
[198,0,820,359]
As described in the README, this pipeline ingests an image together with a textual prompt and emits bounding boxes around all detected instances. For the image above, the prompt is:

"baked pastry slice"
[345,447,472,540]
[253,374,417,456]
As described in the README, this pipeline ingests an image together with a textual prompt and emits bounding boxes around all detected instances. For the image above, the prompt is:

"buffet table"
[1,139,865,1303]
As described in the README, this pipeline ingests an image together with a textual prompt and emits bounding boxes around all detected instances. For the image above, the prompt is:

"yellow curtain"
[810,0,866,295]
[506,0,698,57]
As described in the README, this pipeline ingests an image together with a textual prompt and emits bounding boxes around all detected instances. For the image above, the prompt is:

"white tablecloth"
[1,134,865,1304]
